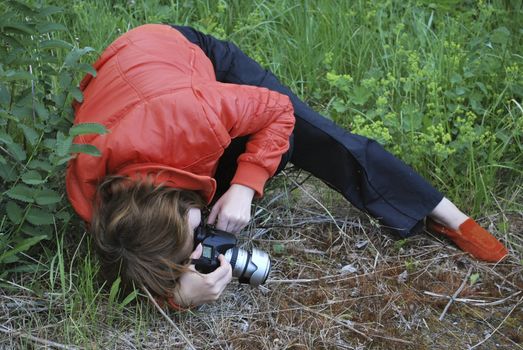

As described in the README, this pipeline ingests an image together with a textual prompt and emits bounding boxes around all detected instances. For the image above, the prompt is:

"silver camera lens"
[224,247,271,286]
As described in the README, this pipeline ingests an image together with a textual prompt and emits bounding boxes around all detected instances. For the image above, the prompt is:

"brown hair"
[90,175,204,297]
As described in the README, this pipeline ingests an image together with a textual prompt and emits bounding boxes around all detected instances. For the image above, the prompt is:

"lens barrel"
[224,247,271,286]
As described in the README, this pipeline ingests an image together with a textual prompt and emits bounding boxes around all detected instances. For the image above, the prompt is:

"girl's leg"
[174,25,442,237]
[173,25,508,261]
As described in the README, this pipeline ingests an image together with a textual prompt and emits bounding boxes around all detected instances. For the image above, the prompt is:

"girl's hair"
[90,175,204,297]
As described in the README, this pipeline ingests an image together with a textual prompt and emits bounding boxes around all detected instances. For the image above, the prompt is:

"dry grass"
[1,169,522,349]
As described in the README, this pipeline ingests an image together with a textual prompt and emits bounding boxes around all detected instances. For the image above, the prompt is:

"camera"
[191,225,271,286]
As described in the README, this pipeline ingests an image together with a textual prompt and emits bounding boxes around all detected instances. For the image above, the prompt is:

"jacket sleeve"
[194,81,295,197]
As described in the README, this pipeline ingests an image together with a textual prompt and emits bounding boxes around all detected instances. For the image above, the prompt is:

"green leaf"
[332,99,348,113]
[109,277,121,306]
[77,63,97,77]
[455,87,466,96]
[70,86,83,102]
[469,273,480,285]
[58,71,73,88]
[39,39,73,50]
[20,223,51,237]
[70,143,101,157]
[5,263,41,274]
[38,5,63,17]
[4,1,37,16]
[21,170,45,185]
[35,188,61,205]
[55,211,71,223]
[53,155,73,166]
[350,85,372,106]
[28,159,53,172]
[119,289,139,308]
[64,47,96,68]
[450,73,462,85]
[6,184,34,203]
[19,125,39,145]
[6,141,26,161]
[0,82,11,106]
[475,82,488,95]
[6,201,23,224]
[0,154,6,165]
[70,123,108,137]
[0,235,46,264]
[0,131,14,144]
[34,101,49,120]
[26,207,54,225]
[2,22,35,35]
[55,132,72,157]
[0,166,18,182]
[491,26,510,45]
[36,22,67,34]
[4,70,34,81]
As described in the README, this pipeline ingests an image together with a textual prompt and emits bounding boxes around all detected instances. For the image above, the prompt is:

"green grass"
[53,0,523,212]
[1,0,522,348]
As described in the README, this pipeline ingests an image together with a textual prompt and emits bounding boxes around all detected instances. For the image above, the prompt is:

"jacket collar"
[117,163,216,204]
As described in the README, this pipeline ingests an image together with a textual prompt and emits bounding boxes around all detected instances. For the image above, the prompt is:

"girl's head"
[90,175,204,297]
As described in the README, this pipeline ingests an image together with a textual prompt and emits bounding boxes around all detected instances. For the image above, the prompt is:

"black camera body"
[192,225,271,286]
[192,225,237,273]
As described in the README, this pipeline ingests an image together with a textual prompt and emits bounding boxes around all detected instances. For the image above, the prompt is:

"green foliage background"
[0,0,522,342]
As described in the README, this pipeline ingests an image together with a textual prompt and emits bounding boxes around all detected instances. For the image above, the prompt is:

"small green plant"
[469,272,480,286]
[394,238,408,251]
[404,258,418,272]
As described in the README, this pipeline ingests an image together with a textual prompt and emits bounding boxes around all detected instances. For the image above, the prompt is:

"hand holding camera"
[173,224,272,307]
[173,244,233,307]
[192,225,271,286]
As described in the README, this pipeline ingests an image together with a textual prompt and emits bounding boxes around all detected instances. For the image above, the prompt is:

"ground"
[1,169,522,349]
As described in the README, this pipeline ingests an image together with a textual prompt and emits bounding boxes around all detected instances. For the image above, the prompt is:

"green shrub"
[0,0,104,280]
[319,1,522,211]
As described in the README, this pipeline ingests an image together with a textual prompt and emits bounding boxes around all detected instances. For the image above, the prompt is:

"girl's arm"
[195,82,295,232]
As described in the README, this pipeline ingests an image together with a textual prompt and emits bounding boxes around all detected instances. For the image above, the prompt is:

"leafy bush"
[0,1,103,279]
[318,1,522,209]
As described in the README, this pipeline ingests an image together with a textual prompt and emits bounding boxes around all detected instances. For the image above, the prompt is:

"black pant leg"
[173,25,443,237]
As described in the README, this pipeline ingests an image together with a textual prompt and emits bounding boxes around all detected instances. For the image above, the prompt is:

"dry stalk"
[424,290,522,307]
[439,267,473,321]
[468,295,523,350]
[141,286,196,350]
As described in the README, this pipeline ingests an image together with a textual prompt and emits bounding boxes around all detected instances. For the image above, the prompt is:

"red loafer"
[427,218,508,262]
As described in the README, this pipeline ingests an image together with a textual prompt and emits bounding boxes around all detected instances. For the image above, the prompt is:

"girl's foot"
[427,197,508,262]
[426,217,508,262]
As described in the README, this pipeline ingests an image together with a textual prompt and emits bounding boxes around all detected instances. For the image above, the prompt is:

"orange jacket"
[66,24,295,222]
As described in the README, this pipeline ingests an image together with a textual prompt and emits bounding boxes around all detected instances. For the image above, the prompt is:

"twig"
[0,325,81,350]
[141,287,196,350]
[468,295,523,349]
[424,290,522,307]
[439,267,473,321]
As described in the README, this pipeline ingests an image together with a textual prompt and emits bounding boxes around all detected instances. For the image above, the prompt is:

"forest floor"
[2,169,521,349]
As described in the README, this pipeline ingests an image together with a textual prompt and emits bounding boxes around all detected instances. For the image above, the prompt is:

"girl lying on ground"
[66,24,508,310]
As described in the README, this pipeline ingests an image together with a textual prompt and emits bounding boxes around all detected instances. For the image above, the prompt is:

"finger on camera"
[215,255,232,276]
[208,266,231,285]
